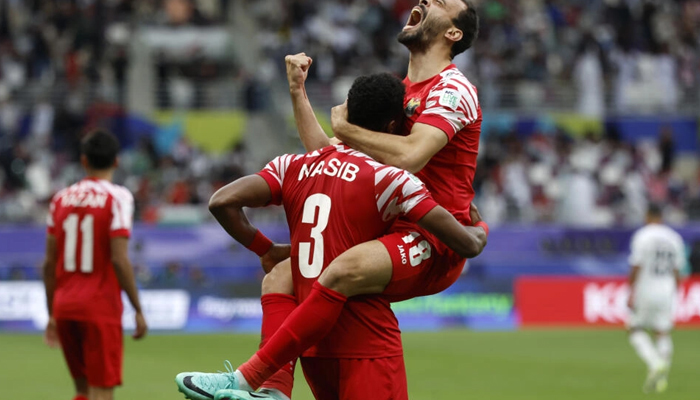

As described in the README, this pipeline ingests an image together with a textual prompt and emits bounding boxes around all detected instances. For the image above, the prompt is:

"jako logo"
[397,245,407,265]
[583,282,700,323]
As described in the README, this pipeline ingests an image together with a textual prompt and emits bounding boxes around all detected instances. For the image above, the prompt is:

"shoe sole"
[175,374,214,400]
[178,385,213,400]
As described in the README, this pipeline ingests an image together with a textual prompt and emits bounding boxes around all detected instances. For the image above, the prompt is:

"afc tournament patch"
[439,89,459,110]
[407,173,424,187]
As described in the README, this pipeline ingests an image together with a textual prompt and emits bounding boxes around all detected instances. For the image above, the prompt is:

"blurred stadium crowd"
[0,0,698,226]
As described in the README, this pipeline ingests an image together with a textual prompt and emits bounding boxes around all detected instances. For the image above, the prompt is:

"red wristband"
[247,230,273,257]
[474,221,489,237]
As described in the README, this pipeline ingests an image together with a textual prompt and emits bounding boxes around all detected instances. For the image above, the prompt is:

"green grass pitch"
[3,329,699,399]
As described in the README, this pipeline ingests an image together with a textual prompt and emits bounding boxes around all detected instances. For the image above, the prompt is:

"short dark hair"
[647,203,663,218]
[81,129,120,170]
[347,73,405,133]
[451,1,479,59]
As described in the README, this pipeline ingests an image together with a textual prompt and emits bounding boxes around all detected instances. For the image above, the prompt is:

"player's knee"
[318,257,375,296]
[261,263,294,296]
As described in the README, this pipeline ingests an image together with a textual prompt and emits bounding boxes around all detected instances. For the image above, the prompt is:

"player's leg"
[88,387,114,400]
[629,327,667,393]
[197,233,441,395]
[337,357,408,400]
[651,330,673,393]
[176,260,296,400]
[653,297,675,367]
[72,378,88,400]
[258,260,297,400]
[234,241,392,391]
[628,328,664,370]
[56,319,89,400]
[232,232,448,392]
[654,331,673,365]
[628,303,667,393]
[650,300,675,393]
[82,321,123,398]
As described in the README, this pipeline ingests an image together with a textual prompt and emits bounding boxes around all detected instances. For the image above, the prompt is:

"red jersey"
[47,178,134,324]
[258,144,438,358]
[394,64,482,254]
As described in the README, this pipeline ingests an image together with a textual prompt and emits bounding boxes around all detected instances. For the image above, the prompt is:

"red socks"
[258,294,297,398]
[240,281,347,390]
[73,396,88,400]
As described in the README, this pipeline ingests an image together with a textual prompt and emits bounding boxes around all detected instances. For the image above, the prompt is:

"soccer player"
[627,203,685,393]
[176,73,487,400]
[179,0,483,398]
[43,130,148,400]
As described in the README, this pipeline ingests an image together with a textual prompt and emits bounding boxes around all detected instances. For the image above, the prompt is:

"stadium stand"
[0,0,698,225]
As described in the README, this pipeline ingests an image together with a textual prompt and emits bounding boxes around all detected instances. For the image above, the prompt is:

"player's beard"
[397,15,452,54]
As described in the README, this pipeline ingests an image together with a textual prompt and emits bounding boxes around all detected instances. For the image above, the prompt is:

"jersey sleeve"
[417,71,479,140]
[257,154,298,205]
[628,231,644,267]
[374,165,438,223]
[110,188,134,238]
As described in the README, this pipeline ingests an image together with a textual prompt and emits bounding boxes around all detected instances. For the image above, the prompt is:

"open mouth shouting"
[403,6,426,31]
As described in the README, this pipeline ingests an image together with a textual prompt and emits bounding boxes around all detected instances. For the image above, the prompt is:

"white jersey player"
[627,204,685,393]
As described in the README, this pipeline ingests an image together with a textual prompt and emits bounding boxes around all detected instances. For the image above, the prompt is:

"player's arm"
[673,235,686,288]
[627,232,643,309]
[332,107,447,173]
[627,265,641,309]
[41,234,57,317]
[111,237,147,339]
[286,53,330,151]
[41,234,59,347]
[417,205,487,259]
[209,175,289,272]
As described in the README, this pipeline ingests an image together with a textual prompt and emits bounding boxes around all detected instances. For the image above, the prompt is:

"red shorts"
[300,356,407,400]
[378,230,466,302]
[56,319,123,388]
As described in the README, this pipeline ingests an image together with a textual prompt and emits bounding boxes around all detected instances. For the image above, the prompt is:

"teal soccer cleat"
[215,389,285,400]
[176,361,242,400]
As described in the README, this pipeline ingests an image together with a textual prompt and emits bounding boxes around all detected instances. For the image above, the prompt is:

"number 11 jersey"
[47,178,134,324]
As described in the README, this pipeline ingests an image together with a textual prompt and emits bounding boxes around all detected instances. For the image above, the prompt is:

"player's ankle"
[234,370,254,391]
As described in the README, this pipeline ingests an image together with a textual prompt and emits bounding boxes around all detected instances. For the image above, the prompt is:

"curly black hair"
[81,129,120,170]
[347,72,406,134]
[451,1,479,59]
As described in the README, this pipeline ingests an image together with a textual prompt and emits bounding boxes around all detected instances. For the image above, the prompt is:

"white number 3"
[299,194,332,278]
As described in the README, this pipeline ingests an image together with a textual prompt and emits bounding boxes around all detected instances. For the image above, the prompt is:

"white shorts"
[627,294,675,332]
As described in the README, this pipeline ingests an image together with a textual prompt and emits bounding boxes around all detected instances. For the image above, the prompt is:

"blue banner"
[2,223,699,332]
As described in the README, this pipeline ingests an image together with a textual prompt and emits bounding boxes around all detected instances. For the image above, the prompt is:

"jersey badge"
[405,98,421,117]
[407,173,424,186]
[439,89,459,110]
